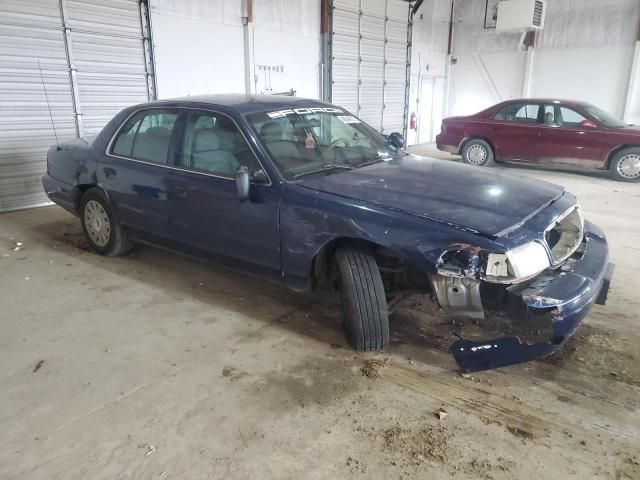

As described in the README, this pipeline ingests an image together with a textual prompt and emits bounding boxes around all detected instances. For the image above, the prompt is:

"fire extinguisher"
[409,112,417,131]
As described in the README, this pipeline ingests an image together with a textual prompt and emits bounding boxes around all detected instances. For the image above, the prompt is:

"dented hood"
[296,155,565,237]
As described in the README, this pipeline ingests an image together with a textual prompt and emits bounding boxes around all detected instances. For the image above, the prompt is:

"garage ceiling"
[330,0,411,135]
[0,0,155,212]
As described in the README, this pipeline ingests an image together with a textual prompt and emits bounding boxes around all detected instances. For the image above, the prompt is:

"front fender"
[279,184,498,290]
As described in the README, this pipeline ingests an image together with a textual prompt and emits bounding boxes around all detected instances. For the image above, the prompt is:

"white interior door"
[418,76,445,144]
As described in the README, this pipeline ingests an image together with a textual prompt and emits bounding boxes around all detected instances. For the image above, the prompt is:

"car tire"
[335,245,389,351]
[461,139,494,167]
[80,188,133,256]
[609,148,640,182]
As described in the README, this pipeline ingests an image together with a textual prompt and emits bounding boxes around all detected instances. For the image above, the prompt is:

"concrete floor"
[1,145,639,479]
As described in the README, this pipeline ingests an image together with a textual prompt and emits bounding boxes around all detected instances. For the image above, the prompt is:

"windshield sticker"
[266,107,344,119]
[336,115,361,124]
[304,132,316,149]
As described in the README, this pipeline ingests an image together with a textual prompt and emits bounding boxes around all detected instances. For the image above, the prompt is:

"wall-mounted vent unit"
[496,0,546,32]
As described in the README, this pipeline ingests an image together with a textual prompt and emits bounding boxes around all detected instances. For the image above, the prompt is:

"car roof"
[145,94,334,115]
[499,98,587,107]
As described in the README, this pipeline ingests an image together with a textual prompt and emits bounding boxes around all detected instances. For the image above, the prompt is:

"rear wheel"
[335,245,389,351]
[80,188,133,256]
[461,139,494,166]
[609,148,640,182]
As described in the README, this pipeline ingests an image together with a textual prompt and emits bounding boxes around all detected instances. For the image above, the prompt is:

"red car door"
[485,102,542,161]
[538,104,607,168]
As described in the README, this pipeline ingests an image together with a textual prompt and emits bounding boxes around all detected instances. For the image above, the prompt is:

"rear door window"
[494,103,540,124]
[111,109,178,164]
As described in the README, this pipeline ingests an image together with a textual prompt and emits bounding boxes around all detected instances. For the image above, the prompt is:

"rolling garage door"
[330,0,410,135]
[0,0,155,212]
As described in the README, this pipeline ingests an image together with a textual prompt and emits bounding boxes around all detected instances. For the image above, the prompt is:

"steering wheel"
[326,137,350,150]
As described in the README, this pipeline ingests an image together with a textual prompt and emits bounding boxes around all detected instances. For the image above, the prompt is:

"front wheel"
[461,139,494,166]
[80,188,133,256]
[609,148,640,182]
[335,245,389,351]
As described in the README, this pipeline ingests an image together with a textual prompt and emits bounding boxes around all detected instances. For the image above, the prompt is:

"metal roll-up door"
[0,1,76,211]
[0,0,154,212]
[330,0,410,135]
[65,0,155,135]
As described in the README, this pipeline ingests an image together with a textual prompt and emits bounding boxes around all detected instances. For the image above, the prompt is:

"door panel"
[105,108,179,238]
[168,109,281,279]
[168,172,281,278]
[104,157,172,237]
[486,103,541,161]
[538,105,607,167]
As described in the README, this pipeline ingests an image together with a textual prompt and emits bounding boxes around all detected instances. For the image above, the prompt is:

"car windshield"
[245,107,402,180]
[582,104,626,128]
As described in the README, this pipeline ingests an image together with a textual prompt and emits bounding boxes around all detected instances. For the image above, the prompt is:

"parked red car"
[436,99,640,182]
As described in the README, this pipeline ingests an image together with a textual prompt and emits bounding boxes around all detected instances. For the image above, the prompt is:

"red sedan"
[436,99,640,182]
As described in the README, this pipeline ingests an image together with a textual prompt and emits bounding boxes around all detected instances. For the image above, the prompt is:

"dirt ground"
[1,144,639,479]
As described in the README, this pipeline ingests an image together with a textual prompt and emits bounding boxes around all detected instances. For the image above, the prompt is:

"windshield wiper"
[292,164,353,179]
[356,156,387,168]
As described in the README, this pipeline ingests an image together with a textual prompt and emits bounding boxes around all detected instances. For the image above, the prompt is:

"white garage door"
[0,0,155,212]
[331,0,410,135]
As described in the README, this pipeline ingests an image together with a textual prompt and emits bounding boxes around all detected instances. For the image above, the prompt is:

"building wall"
[151,0,245,98]
[150,0,320,100]
[447,0,639,118]
[252,0,320,98]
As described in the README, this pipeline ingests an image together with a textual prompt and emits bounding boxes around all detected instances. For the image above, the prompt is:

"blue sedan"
[42,95,614,371]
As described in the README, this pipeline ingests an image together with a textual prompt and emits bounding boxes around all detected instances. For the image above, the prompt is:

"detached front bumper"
[451,221,614,372]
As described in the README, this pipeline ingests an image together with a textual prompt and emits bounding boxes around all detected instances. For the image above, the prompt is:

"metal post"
[139,0,157,101]
[58,0,83,138]
[522,46,535,98]
[402,1,413,145]
[242,0,254,95]
[623,41,640,124]
[320,0,332,102]
[443,0,455,117]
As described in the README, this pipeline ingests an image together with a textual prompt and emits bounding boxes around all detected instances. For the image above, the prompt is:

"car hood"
[296,155,565,237]
[617,124,640,134]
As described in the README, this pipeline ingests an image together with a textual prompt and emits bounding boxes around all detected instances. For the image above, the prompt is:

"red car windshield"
[582,105,626,128]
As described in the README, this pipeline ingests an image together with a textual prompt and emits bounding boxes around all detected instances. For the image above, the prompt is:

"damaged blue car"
[42,95,614,372]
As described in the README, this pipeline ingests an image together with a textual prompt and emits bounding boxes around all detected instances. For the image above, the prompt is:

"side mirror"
[388,132,404,148]
[579,119,598,129]
[235,166,250,201]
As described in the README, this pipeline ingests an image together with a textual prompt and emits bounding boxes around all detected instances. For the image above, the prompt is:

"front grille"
[533,1,544,27]
[545,207,584,263]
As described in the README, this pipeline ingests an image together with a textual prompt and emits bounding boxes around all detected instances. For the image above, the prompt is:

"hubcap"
[617,154,640,179]
[467,144,488,165]
[84,200,111,247]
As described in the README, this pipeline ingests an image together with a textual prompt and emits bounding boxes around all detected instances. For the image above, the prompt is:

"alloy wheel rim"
[467,144,488,165]
[84,200,111,247]
[617,154,640,179]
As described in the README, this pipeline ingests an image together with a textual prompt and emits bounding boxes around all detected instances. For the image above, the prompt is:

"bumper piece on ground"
[450,221,614,372]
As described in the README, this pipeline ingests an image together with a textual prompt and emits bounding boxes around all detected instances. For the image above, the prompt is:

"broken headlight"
[504,241,550,280]
[438,241,551,284]
[485,242,550,282]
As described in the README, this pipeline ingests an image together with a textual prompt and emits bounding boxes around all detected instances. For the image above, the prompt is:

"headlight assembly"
[506,241,551,279]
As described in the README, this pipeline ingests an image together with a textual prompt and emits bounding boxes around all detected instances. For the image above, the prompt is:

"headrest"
[260,122,283,141]
[145,126,170,136]
[193,129,220,151]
